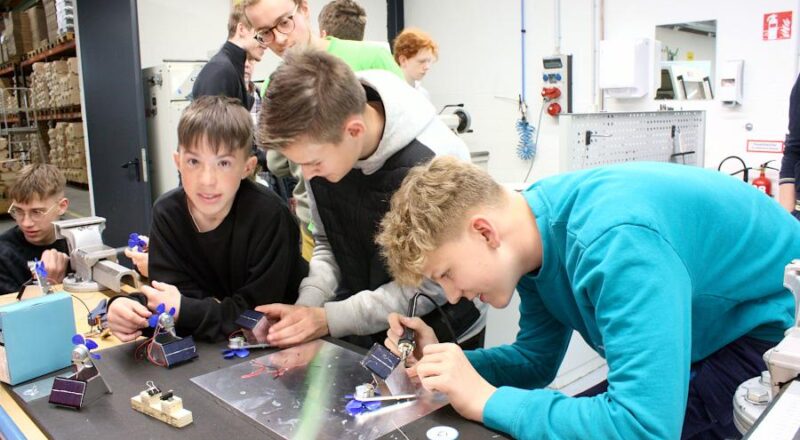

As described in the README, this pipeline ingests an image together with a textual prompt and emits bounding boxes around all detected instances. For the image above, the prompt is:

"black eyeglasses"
[254,5,298,46]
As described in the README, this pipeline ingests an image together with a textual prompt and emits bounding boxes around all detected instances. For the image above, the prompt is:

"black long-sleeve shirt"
[780,73,800,215]
[146,179,306,341]
[0,226,69,294]
[191,41,254,110]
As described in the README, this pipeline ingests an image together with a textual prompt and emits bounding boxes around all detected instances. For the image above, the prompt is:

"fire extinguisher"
[751,161,774,196]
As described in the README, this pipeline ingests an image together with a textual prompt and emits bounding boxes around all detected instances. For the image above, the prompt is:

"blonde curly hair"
[376,156,503,286]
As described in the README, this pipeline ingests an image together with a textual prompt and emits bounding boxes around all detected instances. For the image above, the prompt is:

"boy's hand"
[141,281,181,320]
[415,343,496,422]
[107,297,151,342]
[255,304,329,347]
[40,249,69,284]
[385,312,439,375]
[124,247,149,278]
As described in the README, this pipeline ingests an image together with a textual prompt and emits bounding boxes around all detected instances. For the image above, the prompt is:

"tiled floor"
[0,184,91,233]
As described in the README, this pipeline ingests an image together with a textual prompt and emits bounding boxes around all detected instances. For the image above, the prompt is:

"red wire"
[132,323,167,367]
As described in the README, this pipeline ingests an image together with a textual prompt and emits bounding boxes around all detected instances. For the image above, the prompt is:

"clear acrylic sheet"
[191,339,447,440]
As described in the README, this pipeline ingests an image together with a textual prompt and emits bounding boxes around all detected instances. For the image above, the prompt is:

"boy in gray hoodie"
[257,49,487,348]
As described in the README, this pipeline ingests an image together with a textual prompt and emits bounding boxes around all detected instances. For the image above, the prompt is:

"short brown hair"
[259,48,366,150]
[10,163,66,204]
[228,3,252,39]
[318,0,367,41]
[392,28,438,64]
[376,156,504,286]
[178,96,254,154]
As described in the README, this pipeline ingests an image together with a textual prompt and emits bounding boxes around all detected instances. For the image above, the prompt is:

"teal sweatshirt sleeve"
[481,225,693,439]
[465,281,572,390]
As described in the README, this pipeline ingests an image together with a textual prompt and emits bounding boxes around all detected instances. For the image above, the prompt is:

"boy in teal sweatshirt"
[378,157,800,439]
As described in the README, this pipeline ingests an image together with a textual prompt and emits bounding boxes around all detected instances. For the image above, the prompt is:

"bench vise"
[53,216,141,293]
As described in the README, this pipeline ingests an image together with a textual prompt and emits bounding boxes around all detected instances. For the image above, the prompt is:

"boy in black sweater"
[0,164,70,294]
[107,96,307,342]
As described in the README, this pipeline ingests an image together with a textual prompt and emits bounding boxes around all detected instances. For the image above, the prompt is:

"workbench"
[1,289,509,439]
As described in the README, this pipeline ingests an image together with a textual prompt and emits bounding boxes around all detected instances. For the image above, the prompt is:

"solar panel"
[49,377,86,409]
[162,336,198,368]
[235,310,265,330]
[360,344,400,380]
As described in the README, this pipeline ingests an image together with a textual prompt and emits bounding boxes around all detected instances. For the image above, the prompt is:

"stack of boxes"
[43,0,74,43]
[29,57,80,109]
[27,133,46,164]
[0,78,19,113]
[30,62,49,109]
[3,11,34,59]
[0,137,19,210]
[25,5,48,50]
[48,121,86,184]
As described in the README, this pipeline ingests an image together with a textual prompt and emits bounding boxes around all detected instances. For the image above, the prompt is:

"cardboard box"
[25,6,47,48]
[0,292,76,385]
[67,57,78,74]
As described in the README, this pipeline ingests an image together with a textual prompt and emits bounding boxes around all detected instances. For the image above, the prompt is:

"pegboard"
[558,111,705,171]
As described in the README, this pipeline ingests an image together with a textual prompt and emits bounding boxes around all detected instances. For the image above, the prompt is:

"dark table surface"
[5,338,510,439]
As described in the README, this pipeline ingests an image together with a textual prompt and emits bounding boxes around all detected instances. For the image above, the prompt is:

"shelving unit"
[0,30,87,185]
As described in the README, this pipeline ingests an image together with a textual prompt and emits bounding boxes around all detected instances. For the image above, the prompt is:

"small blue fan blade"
[168,307,176,316]
[85,339,98,350]
[90,352,101,360]
[235,349,249,358]
[155,303,165,314]
[148,315,159,328]
[222,350,236,359]
[345,400,365,416]
[72,334,85,345]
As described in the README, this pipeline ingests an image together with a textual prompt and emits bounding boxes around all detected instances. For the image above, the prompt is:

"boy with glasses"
[191,4,265,110]
[0,164,70,294]
[243,0,402,261]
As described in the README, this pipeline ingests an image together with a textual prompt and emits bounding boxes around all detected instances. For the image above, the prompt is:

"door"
[75,0,152,246]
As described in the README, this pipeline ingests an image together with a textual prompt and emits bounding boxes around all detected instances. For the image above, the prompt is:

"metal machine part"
[733,260,800,434]
[53,216,141,292]
[439,107,472,134]
[227,336,270,351]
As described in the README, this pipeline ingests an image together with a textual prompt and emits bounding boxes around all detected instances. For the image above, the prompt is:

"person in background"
[0,164,70,294]
[318,0,366,41]
[191,4,265,110]
[244,56,261,126]
[779,73,800,219]
[392,27,438,101]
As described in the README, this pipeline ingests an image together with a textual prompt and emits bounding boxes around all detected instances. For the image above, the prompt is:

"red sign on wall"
[764,11,792,40]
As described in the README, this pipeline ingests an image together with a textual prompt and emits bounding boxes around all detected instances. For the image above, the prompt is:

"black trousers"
[577,335,775,439]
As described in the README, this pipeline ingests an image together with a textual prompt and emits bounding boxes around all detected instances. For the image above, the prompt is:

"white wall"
[137,0,230,69]
[405,0,596,183]
[407,0,800,183]
[138,1,388,82]
[604,0,800,184]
